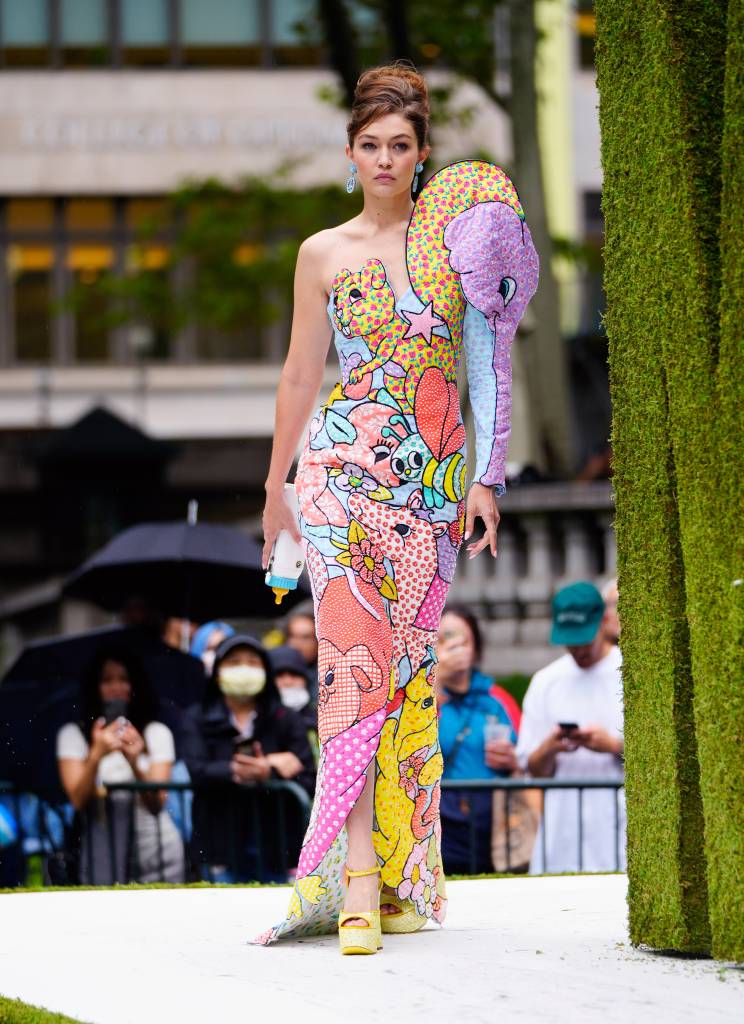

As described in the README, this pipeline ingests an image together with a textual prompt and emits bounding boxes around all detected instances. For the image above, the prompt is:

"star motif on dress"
[401,301,445,343]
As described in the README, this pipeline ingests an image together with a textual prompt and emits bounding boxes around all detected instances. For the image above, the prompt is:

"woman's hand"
[262,485,302,571]
[464,483,500,558]
[90,718,125,759]
[119,722,146,765]
[485,739,519,774]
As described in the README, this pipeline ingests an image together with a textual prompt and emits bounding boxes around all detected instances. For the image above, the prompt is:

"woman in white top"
[56,646,184,884]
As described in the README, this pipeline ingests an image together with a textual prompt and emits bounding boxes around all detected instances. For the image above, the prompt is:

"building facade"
[0,0,610,674]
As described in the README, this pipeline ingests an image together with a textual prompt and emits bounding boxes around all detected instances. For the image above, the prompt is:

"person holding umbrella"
[55,646,184,885]
[180,634,315,883]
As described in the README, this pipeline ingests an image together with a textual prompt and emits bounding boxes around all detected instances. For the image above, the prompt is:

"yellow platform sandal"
[338,864,383,955]
[380,891,427,934]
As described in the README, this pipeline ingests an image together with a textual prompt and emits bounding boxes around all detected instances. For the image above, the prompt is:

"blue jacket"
[438,669,522,827]
[439,669,521,780]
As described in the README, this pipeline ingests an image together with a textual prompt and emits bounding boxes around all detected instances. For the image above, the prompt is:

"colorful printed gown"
[252,161,539,944]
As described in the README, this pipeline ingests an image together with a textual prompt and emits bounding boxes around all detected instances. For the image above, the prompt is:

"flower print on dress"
[331,518,398,601]
[399,840,438,918]
[331,462,378,494]
[398,747,427,800]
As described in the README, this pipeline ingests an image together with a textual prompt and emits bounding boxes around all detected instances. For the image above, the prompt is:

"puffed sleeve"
[443,198,539,496]
[462,301,513,496]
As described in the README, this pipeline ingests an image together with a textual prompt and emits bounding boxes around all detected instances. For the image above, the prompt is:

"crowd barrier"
[0,777,624,887]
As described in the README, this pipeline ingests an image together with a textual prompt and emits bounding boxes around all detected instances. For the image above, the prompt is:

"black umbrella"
[61,514,309,621]
[0,625,207,797]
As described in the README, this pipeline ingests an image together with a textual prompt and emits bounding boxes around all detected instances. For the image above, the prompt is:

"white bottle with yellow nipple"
[265,482,305,604]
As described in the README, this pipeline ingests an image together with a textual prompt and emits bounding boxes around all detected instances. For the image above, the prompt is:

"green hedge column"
[596,0,717,954]
[701,0,744,961]
[597,0,743,959]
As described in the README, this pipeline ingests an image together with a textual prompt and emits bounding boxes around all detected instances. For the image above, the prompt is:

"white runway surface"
[1,875,742,1024]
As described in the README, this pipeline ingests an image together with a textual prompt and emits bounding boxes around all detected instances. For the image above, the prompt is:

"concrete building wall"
[0,69,511,196]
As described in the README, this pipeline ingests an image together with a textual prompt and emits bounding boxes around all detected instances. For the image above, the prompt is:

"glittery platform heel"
[338,864,383,955]
[380,891,427,934]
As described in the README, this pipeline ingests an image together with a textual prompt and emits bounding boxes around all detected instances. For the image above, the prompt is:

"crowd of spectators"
[1,586,625,886]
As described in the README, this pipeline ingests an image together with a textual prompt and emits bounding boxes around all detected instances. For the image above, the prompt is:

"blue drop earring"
[345,162,357,194]
[412,161,424,192]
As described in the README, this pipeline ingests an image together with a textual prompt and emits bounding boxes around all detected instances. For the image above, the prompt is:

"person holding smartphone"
[515,581,625,873]
[180,633,315,883]
[56,646,183,884]
[434,605,522,874]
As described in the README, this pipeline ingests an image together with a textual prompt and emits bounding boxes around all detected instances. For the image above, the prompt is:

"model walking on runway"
[253,62,538,953]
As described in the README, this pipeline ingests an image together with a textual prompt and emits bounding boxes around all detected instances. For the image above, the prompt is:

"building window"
[61,0,110,66]
[8,243,54,361]
[576,1,596,71]
[0,0,49,66]
[0,195,275,365]
[121,0,170,66]
[0,0,336,68]
[181,0,261,66]
[271,0,323,67]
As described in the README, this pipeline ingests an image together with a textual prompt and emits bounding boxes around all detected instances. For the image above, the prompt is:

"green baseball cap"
[550,582,605,646]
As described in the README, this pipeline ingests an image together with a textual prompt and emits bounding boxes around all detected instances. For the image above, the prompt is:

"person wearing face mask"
[190,620,236,677]
[268,645,319,765]
[180,634,316,883]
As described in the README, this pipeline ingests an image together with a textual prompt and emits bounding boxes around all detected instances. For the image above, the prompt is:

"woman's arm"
[262,232,334,568]
[120,722,175,814]
[58,754,103,812]
[57,720,121,811]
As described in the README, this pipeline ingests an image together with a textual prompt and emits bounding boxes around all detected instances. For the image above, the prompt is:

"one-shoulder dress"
[252,160,539,945]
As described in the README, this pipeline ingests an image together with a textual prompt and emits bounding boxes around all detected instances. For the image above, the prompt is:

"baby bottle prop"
[265,483,305,604]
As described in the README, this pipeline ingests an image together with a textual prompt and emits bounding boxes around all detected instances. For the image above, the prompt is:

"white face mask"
[201,650,216,676]
[280,687,310,711]
[217,663,266,699]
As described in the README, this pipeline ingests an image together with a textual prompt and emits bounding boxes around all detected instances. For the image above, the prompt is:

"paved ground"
[1,875,742,1023]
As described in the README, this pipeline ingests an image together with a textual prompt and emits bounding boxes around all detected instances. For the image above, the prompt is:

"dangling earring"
[412,161,424,192]
[345,162,358,194]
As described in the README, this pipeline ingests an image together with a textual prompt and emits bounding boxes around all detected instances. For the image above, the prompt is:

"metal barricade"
[1,777,624,886]
[440,777,626,874]
[0,779,312,888]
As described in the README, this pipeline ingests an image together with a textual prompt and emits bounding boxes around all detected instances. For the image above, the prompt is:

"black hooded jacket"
[179,634,315,875]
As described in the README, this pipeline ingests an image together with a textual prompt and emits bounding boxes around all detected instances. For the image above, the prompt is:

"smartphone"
[233,737,257,756]
[102,698,129,725]
[558,721,579,733]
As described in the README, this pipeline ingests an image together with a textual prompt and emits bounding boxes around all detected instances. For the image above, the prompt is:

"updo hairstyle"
[346,61,430,150]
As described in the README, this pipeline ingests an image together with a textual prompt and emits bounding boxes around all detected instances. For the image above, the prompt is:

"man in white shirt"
[516,581,626,873]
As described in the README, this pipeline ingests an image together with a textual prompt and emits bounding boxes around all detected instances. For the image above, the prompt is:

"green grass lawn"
[0,996,91,1024]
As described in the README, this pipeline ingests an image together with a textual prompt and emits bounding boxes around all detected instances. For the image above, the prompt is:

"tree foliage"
[65,174,355,342]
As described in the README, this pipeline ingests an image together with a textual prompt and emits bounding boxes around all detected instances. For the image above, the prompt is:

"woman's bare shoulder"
[300,220,358,258]
[298,221,358,292]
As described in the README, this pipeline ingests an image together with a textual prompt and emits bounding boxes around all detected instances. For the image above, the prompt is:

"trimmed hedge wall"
[705,0,744,961]
[596,0,743,960]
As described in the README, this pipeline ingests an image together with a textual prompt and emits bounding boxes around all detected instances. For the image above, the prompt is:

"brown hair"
[347,61,430,150]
